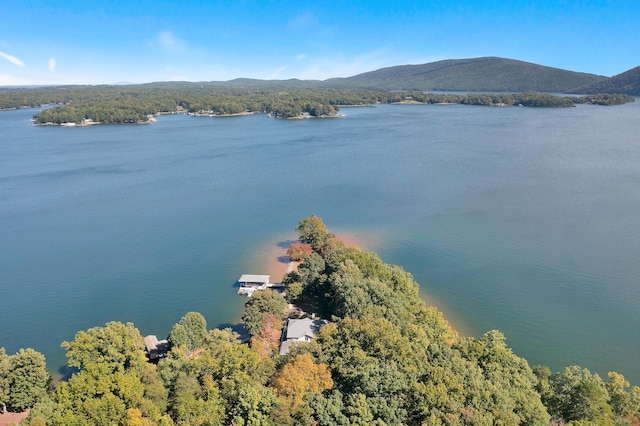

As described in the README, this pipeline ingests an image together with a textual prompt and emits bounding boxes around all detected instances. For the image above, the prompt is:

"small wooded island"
[1,216,639,425]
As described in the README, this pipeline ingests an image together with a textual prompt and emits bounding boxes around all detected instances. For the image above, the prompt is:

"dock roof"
[238,274,270,284]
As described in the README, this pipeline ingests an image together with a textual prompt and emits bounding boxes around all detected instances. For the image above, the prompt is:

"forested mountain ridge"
[140,57,609,93]
[573,65,640,96]
[3,216,640,425]
[1,57,636,97]
[322,57,607,92]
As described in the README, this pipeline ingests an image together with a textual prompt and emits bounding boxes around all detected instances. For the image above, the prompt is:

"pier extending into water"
[237,274,285,297]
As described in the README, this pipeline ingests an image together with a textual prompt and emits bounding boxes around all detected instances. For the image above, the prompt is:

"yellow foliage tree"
[271,353,333,409]
[121,408,156,426]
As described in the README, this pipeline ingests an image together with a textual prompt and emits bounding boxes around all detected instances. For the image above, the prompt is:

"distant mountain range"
[324,57,606,93]
[3,57,638,96]
[211,57,639,95]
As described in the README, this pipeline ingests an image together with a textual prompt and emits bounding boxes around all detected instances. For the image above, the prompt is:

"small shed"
[238,274,270,289]
[144,335,169,361]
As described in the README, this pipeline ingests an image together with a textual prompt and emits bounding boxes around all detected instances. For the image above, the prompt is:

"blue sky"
[1,0,638,85]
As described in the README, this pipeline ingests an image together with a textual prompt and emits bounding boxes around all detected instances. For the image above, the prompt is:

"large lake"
[1,101,639,383]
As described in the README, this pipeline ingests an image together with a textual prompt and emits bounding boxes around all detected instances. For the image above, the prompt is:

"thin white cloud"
[0,51,25,67]
[288,12,317,31]
[267,66,287,80]
[48,57,56,72]
[157,31,186,50]
[296,54,305,61]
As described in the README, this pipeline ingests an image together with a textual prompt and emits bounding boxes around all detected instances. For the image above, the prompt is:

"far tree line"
[0,85,634,125]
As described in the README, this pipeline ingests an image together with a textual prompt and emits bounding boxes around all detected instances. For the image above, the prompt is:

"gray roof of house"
[285,318,327,340]
[279,339,296,356]
[279,318,329,356]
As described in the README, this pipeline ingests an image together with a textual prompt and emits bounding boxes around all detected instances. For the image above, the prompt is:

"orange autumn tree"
[286,243,313,262]
[251,313,283,359]
[271,353,333,409]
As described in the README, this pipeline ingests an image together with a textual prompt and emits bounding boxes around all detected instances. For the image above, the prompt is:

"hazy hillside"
[574,65,640,95]
[323,57,606,92]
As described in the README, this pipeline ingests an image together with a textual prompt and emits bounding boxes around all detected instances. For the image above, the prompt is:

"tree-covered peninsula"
[0,83,634,126]
[2,216,640,425]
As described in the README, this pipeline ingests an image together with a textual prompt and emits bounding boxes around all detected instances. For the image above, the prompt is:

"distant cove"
[1,100,640,384]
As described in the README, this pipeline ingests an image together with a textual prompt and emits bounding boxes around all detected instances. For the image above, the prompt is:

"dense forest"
[2,216,640,425]
[573,66,640,96]
[324,57,607,93]
[0,84,634,126]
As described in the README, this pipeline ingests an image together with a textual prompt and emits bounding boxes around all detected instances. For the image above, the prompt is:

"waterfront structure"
[144,335,169,360]
[237,274,270,296]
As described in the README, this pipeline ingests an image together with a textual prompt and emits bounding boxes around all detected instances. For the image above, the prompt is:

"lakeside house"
[279,317,328,356]
[144,335,169,361]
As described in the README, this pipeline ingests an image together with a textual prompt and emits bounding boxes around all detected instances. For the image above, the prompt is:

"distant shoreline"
[191,110,259,118]
[33,110,344,126]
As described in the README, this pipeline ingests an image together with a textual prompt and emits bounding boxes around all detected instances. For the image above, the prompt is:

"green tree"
[0,348,9,410]
[295,215,334,252]
[457,330,550,425]
[61,321,147,374]
[306,390,348,426]
[226,383,278,426]
[533,365,555,407]
[314,316,422,424]
[169,312,208,354]
[284,281,303,303]
[241,290,287,337]
[53,322,162,425]
[344,393,376,425]
[606,372,634,417]
[6,348,51,412]
[156,328,277,424]
[22,396,58,426]
[140,363,169,414]
[548,365,614,425]
[52,363,150,425]
[170,372,224,426]
[296,252,326,288]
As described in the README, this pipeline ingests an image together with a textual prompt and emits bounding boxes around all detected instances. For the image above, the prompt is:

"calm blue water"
[1,101,639,382]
